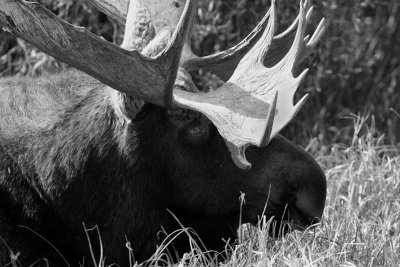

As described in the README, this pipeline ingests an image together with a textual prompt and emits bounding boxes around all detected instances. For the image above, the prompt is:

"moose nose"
[289,192,324,230]
[289,159,326,230]
[246,135,327,232]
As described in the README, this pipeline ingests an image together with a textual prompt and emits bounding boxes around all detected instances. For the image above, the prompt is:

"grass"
[109,116,398,267]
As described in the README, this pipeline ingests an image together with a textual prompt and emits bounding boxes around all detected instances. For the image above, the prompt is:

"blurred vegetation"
[0,0,399,146]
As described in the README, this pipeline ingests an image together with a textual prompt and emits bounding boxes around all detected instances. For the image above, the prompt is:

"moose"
[0,0,327,266]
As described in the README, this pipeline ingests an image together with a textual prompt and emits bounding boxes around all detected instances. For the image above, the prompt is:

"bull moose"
[0,0,327,266]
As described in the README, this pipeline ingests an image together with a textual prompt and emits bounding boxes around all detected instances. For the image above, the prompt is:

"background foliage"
[0,0,399,146]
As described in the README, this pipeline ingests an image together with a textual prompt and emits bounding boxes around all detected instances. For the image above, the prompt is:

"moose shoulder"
[0,0,327,266]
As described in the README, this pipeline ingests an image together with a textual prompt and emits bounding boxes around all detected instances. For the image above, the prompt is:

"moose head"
[0,0,326,265]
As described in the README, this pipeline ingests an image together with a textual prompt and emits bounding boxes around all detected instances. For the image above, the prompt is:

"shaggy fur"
[0,69,326,266]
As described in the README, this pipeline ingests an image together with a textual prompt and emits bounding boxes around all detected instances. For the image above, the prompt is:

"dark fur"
[0,69,326,266]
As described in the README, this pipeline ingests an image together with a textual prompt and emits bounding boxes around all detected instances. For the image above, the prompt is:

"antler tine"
[240,0,277,67]
[305,17,327,50]
[268,0,327,137]
[0,0,196,108]
[85,0,127,24]
[285,4,327,66]
[263,3,314,67]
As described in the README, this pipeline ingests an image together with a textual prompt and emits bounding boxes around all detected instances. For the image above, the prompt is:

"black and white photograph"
[0,0,399,266]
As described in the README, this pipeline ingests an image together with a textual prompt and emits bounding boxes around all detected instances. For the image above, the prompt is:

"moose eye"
[188,125,203,136]
[182,120,210,145]
[166,108,211,145]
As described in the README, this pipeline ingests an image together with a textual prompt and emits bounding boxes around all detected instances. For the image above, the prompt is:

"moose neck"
[13,77,172,263]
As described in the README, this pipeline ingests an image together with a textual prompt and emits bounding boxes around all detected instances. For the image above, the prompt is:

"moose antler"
[0,0,195,107]
[85,0,323,81]
[173,0,326,169]
[0,0,326,170]
[183,2,326,81]
[84,0,326,169]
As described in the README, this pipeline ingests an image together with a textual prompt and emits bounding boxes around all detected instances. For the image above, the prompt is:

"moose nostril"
[289,155,327,230]
[290,191,324,230]
[295,209,320,229]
